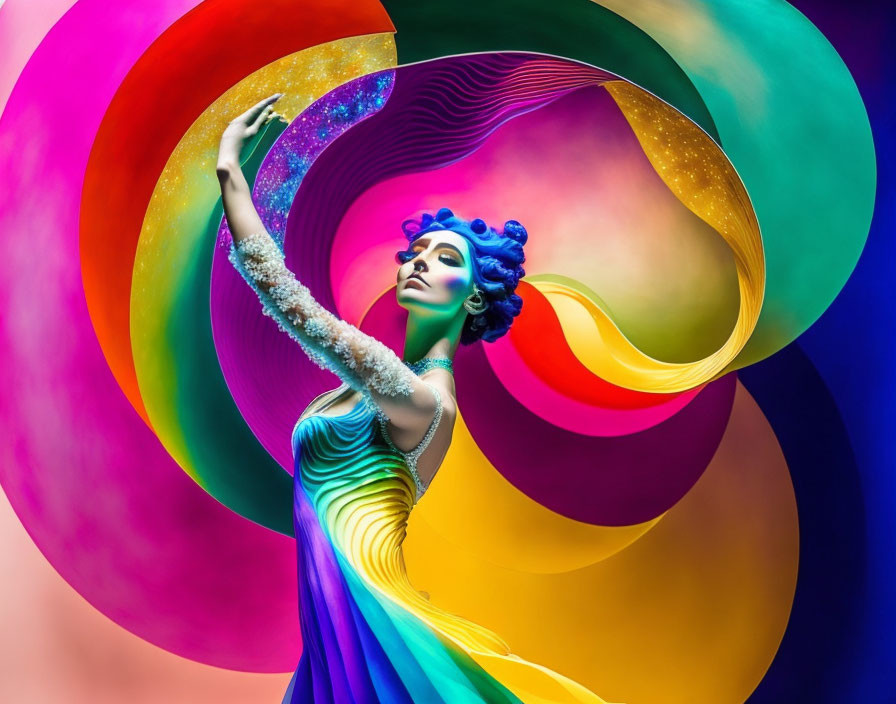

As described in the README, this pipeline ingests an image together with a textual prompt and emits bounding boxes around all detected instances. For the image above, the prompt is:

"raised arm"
[215,94,437,428]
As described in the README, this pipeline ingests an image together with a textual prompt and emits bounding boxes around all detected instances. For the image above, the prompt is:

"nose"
[413,259,427,273]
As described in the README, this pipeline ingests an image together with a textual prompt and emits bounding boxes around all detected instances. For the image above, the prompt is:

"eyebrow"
[413,236,466,263]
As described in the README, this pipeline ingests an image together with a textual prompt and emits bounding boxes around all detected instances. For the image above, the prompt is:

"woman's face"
[395,230,475,316]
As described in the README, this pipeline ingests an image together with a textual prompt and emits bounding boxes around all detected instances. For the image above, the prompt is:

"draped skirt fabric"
[284,401,614,704]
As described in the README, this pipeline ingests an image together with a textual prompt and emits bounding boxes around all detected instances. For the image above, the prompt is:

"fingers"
[265,110,287,125]
[250,103,277,132]
[233,92,283,125]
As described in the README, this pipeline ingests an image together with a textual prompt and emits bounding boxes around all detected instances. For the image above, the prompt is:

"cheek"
[442,272,470,295]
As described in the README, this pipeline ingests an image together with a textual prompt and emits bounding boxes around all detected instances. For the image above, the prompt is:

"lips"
[405,273,429,287]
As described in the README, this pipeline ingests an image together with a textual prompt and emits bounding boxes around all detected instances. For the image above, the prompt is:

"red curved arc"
[79,0,394,424]
[510,281,694,409]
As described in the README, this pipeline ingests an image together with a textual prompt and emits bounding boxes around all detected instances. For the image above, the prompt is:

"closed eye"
[406,246,459,266]
[409,236,467,266]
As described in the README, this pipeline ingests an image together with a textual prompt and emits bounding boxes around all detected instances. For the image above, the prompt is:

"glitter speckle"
[605,80,765,389]
[219,66,396,250]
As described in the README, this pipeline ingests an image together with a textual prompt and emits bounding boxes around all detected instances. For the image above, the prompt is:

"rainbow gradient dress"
[228,232,614,703]
[282,385,614,704]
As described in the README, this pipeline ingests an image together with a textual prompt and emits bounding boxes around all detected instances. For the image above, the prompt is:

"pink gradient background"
[0,487,292,702]
[331,86,739,364]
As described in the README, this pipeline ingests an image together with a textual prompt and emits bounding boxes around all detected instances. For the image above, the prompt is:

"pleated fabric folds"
[284,399,615,704]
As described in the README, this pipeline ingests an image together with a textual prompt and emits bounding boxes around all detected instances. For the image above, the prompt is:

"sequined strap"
[377,383,442,501]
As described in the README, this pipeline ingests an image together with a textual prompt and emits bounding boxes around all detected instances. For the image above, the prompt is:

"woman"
[217,94,616,704]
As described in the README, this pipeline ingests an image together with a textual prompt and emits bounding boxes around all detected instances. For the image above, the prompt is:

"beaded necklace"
[402,357,454,376]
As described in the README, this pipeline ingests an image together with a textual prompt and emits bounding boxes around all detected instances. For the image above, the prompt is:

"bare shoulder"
[383,370,457,454]
[420,371,457,421]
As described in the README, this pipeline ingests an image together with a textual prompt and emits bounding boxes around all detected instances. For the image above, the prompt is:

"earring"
[463,285,488,315]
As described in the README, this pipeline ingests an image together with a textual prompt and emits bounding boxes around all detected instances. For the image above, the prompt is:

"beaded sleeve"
[228,232,419,405]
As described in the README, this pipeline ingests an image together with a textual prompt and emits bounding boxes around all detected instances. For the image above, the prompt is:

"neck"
[402,309,466,363]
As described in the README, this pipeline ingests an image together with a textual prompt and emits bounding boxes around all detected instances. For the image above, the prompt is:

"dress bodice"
[292,382,442,504]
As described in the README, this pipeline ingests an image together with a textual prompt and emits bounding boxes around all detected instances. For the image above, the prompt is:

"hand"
[217,93,285,170]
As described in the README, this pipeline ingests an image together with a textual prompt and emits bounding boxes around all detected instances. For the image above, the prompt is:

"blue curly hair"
[396,207,527,344]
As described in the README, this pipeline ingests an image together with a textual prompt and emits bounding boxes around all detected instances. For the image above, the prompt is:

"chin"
[396,290,426,311]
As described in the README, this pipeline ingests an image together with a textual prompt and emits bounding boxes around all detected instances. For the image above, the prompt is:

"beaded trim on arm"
[228,233,419,406]
[377,383,442,502]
